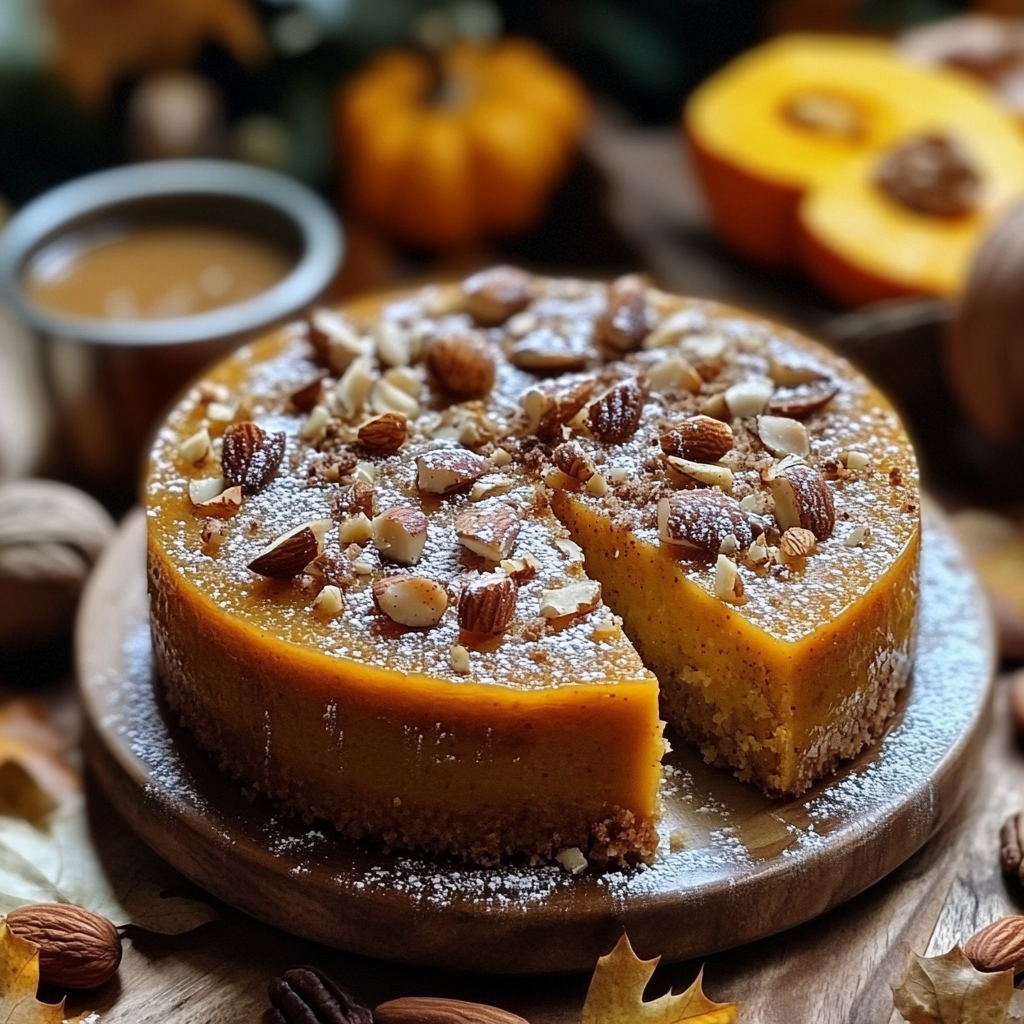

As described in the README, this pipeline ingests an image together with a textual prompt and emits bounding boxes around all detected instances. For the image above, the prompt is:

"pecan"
[587,378,646,443]
[269,965,372,1024]
[221,422,286,495]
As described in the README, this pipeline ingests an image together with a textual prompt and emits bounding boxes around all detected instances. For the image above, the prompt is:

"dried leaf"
[0,703,78,823]
[893,946,1014,1024]
[0,795,216,935]
[0,921,64,1024]
[582,934,737,1024]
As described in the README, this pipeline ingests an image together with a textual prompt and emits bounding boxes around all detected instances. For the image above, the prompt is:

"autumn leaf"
[44,0,266,105]
[893,946,1014,1024]
[0,921,64,1024]
[0,703,78,824]
[582,934,737,1024]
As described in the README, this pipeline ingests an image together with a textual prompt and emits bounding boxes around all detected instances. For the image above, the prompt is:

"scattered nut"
[779,527,817,557]
[428,330,496,397]
[372,574,448,628]
[770,462,835,540]
[459,572,518,634]
[586,472,609,496]
[289,375,326,413]
[221,422,286,495]
[520,379,595,439]
[844,524,871,547]
[374,320,414,368]
[358,413,407,454]
[552,441,595,483]
[339,513,374,545]
[455,503,521,561]
[308,309,366,372]
[766,380,840,418]
[191,484,243,519]
[756,415,810,457]
[660,416,734,463]
[248,519,333,578]
[556,847,589,875]
[313,585,344,617]
[596,274,650,352]
[179,427,211,464]
[370,377,420,418]
[450,644,471,673]
[587,377,646,443]
[965,916,1024,973]
[665,455,734,492]
[714,554,745,603]
[509,326,595,372]
[333,355,375,418]
[724,378,774,418]
[539,579,602,619]
[300,404,331,442]
[658,491,762,555]
[461,265,533,325]
[417,449,491,495]
[372,506,429,566]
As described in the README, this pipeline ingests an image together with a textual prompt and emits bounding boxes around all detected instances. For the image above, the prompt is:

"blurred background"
[6,0,1024,666]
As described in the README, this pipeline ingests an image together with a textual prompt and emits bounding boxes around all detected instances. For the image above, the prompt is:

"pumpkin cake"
[145,268,921,867]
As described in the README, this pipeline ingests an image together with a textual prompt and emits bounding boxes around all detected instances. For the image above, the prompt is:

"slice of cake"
[145,268,920,866]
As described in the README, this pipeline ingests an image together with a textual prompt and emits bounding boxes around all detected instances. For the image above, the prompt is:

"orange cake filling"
[145,268,920,866]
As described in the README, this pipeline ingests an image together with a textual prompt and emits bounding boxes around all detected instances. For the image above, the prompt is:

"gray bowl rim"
[0,159,343,346]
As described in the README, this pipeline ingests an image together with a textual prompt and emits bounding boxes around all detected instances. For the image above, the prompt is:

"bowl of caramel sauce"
[0,160,342,494]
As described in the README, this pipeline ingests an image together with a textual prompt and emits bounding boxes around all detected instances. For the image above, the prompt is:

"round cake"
[145,268,920,868]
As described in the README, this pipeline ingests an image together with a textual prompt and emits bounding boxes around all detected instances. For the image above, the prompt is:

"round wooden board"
[78,507,995,974]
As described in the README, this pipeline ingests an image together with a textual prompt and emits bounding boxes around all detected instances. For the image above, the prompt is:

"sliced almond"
[358,412,407,454]
[179,427,211,464]
[779,527,817,557]
[370,377,420,418]
[665,455,734,491]
[756,415,810,457]
[700,392,730,420]
[844,524,871,547]
[660,415,734,462]
[417,449,491,495]
[469,476,514,502]
[646,355,703,394]
[248,519,332,578]
[450,643,471,673]
[372,505,428,566]
[333,355,375,418]
[459,572,518,634]
[714,554,745,603]
[770,462,835,540]
[509,326,594,372]
[492,447,512,468]
[658,491,761,555]
[383,365,422,397]
[428,330,496,397]
[724,378,774,418]
[374,320,414,368]
[643,307,705,349]
[188,475,226,505]
[455,502,521,561]
[768,354,827,387]
[500,552,540,581]
[313,585,345,617]
[207,401,237,423]
[300,403,331,442]
[461,265,533,325]
[539,580,602,619]
[681,332,728,366]
[766,380,840,418]
[191,484,242,518]
[308,309,366,373]
[339,512,374,545]
[520,379,596,439]
[372,574,448,628]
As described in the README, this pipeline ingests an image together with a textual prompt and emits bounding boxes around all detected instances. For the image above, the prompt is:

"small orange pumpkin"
[338,39,589,249]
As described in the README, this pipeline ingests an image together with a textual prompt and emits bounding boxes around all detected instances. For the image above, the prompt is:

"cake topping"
[455,503,521,561]
[595,274,650,352]
[664,455,734,492]
[372,573,448,628]
[509,325,595,372]
[221,422,286,495]
[723,378,774,418]
[770,461,835,540]
[310,551,355,587]
[289,375,327,413]
[587,377,646,443]
[714,554,745,603]
[416,449,491,495]
[458,572,518,634]
[248,519,332,578]
[188,476,225,505]
[312,584,345,617]
[552,441,596,483]
[372,506,428,566]
[357,413,408,454]
[766,380,840,418]
[300,404,330,442]
[179,427,212,465]
[779,527,817,558]
[427,329,496,397]
[334,356,375,417]
[308,308,366,372]
[646,354,703,394]
[370,378,420,418]
[539,580,602,619]
[658,491,761,554]
[191,485,242,519]
[338,513,374,546]
[755,415,810,457]
[520,378,595,439]
[461,265,533,325]
[659,416,734,462]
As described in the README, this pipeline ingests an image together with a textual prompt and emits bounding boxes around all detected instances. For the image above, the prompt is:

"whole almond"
[658,491,763,556]
[358,413,407,454]
[660,416,734,462]
[459,573,518,634]
[221,422,286,495]
[7,903,122,989]
[428,331,496,397]
[965,915,1024,973]
[770,462,835,540]
[248,520,332,578]
[376,998,529,1024]
[595,274,651,352]
[461,266,533,325]
[587,377,646,443]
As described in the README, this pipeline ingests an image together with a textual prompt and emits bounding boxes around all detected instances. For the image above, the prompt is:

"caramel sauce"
[23,223,293,320]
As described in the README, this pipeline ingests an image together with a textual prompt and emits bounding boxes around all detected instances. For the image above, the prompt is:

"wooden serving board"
[77,507,994,974]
